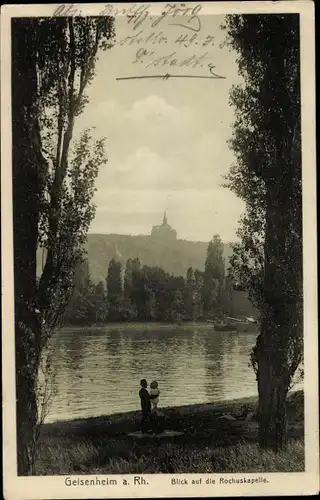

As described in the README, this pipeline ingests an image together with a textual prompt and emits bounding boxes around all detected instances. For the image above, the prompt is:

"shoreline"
[52,321,260,332]
[42,389,302,434]
[44,394,258,428]
[37,390,304,475]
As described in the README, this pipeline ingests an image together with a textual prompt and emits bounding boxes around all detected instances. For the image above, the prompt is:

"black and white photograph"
[1,1,318,498]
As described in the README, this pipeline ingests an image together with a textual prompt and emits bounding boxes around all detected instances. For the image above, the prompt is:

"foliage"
[203,235,225,317]
[106,259,123,321]
[36,17,115,335]
[64,260,109,324]
[223,14,303,450]
[227,208,265,313]
[12,17,115,474]
[63,230,239,325]
[185,267,195,320]
[90,282,108,323]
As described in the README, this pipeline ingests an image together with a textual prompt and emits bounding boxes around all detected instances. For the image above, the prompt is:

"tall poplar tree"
[12,17,114,474]
[106,259,123,321]
[203,235,225,317]
[224,14,302,450]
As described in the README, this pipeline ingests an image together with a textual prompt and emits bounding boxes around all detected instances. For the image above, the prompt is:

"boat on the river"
[209,316,259,333]
[227,316,259,332]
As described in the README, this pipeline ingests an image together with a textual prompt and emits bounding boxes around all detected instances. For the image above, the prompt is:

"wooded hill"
[85,233,234,283]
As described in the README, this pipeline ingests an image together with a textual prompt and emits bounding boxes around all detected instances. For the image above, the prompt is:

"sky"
[74,11,245,242]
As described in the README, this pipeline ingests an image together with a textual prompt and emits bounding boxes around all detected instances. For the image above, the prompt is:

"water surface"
[46,323,263,423]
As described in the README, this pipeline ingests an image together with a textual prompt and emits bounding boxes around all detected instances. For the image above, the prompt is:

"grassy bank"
[36,391,304,475]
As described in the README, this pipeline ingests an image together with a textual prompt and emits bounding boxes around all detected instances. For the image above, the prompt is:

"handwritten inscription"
[53,3,202,31]
[133,50,214,69]
[101,4,202,32]
[117,31,215,48]
[52,3,225,79]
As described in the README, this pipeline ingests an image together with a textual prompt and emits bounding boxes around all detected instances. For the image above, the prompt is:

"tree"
[194,269,204,319]
[106,259,123,321]
[132,260,149,321]
[168,289,185,322]
[227,207,265,313]
[12,18,44,476]
[185,267,196,320]
[88,281,108,323]
[163,276,186,321]
[64,259,93,324]
[144,286,156,321]
[223,14,302,450]
[123,258,140,319]
[221,270,234,317]
[203,235,225,317]
[36,17,114,327]
[12,17,114,474]
[124,259,134,300]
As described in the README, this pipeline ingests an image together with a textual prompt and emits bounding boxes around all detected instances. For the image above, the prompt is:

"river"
[44,323,264,423]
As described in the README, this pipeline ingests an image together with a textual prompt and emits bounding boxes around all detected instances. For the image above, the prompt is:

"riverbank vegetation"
[36,391,303,475]
[63,235,249,325]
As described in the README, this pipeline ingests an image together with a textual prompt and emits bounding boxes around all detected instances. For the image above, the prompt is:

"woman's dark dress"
[139,387,151,432]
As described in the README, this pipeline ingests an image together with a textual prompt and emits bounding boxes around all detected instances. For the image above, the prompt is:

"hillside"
[36,233,257,318]
[36,233,233,282]
[86,233,234,283]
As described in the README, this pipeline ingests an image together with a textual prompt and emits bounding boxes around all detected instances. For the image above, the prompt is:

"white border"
[1,2,318,498]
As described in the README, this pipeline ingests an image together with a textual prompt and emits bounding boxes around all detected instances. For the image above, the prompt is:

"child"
[139,379,151,433]
[150,380,160,411]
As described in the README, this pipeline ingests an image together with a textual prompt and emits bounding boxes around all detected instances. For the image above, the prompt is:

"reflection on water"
[47,324,261,423]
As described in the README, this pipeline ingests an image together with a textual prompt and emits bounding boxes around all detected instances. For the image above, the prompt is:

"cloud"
[99,146,178,191]
[126,95,188,123]
[81,94,191,131]
[95,136,233,193]
[99,99,118,114]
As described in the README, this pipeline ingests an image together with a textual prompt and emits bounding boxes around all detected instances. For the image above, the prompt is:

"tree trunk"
[257,158,290,451]
[258,376,289,450]
[257,325,290,451]
[256,181,301,453]
[12,19,42,475]
[15,322,39,475]
[257,136,302,451]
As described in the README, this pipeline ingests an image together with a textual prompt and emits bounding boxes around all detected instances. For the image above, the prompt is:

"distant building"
[151,212,177,242]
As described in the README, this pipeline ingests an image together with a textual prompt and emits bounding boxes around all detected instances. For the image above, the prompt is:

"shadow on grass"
[36,391,304,475]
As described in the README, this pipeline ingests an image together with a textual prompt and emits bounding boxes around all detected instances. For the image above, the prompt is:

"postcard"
[1,1,318,498]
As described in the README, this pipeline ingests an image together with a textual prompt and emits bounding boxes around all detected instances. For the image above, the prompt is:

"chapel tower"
[151,212,177,242]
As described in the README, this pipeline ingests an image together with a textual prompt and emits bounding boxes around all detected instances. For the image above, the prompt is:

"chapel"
[151,212,177,242]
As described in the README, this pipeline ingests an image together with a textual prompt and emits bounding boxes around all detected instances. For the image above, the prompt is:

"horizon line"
[87,232,234,244]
